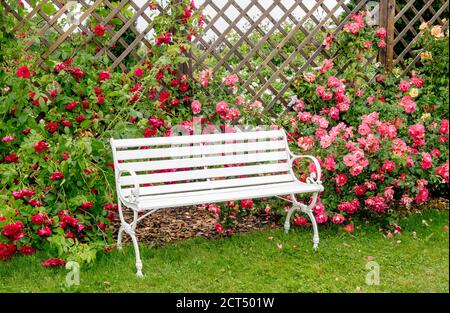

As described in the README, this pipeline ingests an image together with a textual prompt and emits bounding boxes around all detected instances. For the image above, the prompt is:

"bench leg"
[117,201,125,250]
[290,192,320,250]
[117,225,125,250]
[130,230,144,278]
[306,209,320,250]
[130,210,143,277]
[116,201,144,277]
[284,205,300,233]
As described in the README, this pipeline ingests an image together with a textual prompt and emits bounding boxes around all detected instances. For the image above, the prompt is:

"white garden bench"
[110,129,324,277]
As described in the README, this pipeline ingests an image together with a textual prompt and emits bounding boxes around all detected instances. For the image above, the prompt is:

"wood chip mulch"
[112,206,280,246]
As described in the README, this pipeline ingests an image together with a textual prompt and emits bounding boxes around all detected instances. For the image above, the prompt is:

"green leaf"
[41,3,57,15]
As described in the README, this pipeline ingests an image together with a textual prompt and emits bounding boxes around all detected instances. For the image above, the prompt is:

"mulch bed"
[112,197,449,246]
[112,206,280,246]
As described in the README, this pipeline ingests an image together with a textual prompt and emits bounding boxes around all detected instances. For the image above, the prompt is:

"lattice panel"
[192,0,372,115]
[393,0,449,74]
[2,0,449,115]
[2,0,164,71]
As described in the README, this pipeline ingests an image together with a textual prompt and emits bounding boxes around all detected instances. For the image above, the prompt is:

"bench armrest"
[288,154,322,185]
[281,129,322,186]
[116,169,140,204]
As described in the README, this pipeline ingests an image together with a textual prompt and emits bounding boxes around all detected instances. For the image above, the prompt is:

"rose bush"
[0,0,246,263]
[274,14,449,230]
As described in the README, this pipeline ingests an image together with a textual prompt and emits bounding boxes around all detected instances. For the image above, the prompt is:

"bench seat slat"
[112,130,284,148]
[121,174,294,197]
[118,151,288,172]
[118,163,291,186]
[133,182,323,211]
[115,140,286,161]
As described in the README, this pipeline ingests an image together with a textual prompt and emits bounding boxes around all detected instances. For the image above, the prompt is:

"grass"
[0,209,448,293]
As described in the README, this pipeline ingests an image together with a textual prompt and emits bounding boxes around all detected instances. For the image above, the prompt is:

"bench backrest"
[110,129,294,198]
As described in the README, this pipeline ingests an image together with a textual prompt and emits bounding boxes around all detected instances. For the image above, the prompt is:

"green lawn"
[0,209,448,293]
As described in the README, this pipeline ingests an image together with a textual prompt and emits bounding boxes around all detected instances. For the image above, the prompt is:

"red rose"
[181,9,192,23]
[170,98,180,106]
[16,66,30,79]
[94,24,106,36]
[2,221,24,240]
[97,95,104,104]
[50,171,64,181]
[31,213,46,225]
[156,70,164,80]
[34,141,49,153]
[97,222,106,231]
[82,99,89,109]
[76,114,86,123]
[4,154,19,163]
[214,223,224,234]
[293,216,309,226]
[37,226,51,237]
[46,122,59,133]
[144,126,157,138]
[99,71,110,81]
[241,199,253,209]
[22,189,36,197]
[70,67,85,81]
[80,201,93,209]
[0,243,17,260]
[59,214,78,229]
[158,91,170,103]
[28,199,43,207]
[179,82,189,92]
[42,258,66,267]
[343,224,354,233]
[354,185,367,196]
[61,118,72,128]
[104,203,118,211]
[134,68,144,77]
[335,173,348,187]
[19,245,34,256]
[65,100,77,111]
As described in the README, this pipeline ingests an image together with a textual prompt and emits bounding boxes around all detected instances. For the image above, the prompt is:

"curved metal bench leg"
[304,192,320,250]
[130,210,143,277]
[116,201,126,250]
[117,226,125,250]
[284,206,297,233]
[305,209,320,250]
[130,231,143,277]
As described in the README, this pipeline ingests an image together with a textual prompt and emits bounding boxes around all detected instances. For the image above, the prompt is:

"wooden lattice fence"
[1,0,448,115]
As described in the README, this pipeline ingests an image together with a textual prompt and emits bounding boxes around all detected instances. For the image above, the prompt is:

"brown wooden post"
[172,0,192,79]
[379,0,395,72]
[378,0,387,66]
[386,0,395,71]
